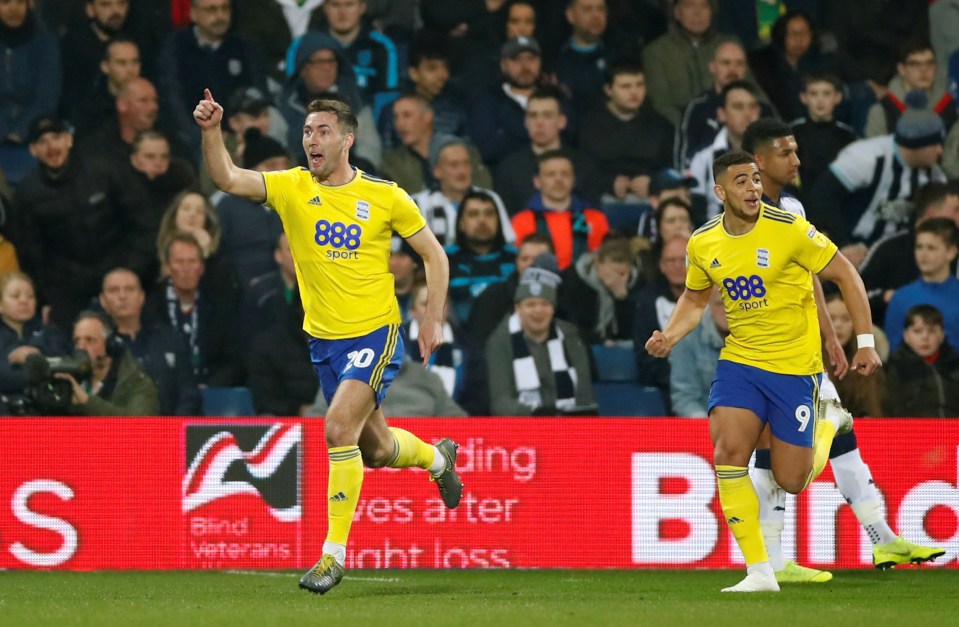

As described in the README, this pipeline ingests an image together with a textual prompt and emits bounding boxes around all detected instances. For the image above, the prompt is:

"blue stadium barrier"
[201,387,256,417]
[593,382,666,417]
[590,343,638,382]
[600,201,651,233]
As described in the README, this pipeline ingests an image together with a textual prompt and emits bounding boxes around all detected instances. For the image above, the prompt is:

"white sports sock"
[428,446,446,476]
[746,561,775,578]
[752,468,786,571]
[831,449,898,545]
[323,541,347,566]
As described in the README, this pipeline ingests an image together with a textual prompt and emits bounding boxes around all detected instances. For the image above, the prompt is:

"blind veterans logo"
[182,423,302,568]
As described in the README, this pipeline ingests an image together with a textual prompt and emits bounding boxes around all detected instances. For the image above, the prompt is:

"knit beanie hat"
[515,253,561,305]
[895,90,946,149]
[242,128,288,169]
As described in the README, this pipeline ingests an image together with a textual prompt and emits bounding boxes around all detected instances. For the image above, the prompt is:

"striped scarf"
[508,313,577,412]
[407,319,458,397]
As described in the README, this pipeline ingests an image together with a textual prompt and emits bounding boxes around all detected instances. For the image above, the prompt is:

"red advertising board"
[0,418,956,570]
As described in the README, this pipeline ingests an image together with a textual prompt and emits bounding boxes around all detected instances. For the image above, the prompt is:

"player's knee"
[324,411,359,448]
[712,440,752,467]
[774,470,807,495]
[361,446,392,468]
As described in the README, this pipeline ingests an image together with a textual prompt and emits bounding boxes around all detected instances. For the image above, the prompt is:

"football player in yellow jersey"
[646,151,882,592]
[194,90,462,595]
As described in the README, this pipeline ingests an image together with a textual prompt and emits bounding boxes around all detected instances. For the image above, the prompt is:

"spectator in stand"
[495,86,600,215]
[61,310,159,416]
[554,0,631,117]
[643,0,727,126]
[232,0,326,82]
[117,130,198,286]
[66,36,141,139]
[0,271,70,412]
[790,73,856,198]
[144,232,244,386]
[467,234,555,343]
[214,130,287,287]
[377,32,469,152]
[823,291,887,417]
[677,40,775,170]
[636,170,698,240]
[0,0,60,184]
[884,218,959,351]
[865,40,957,139]
[578,61,674,203]
[668,286,726,417]
[562,236,642,345]
[885,304,959,417]
[632,235,687,413]
[316,0,400,115]
[748,10,840,125]
[242,232,296,333]
[634,197,695,283]
[411,140,513,247]
[382,93,490,194]
[247,296,319,416]
[860,182,959,326]
[469,36,554,168]
[688,81,762,219]
[77,77,193,170]
[404,280,480,413]
[389,236,420,322]
[930,0,959,83]
[277,32,381,168]
[99,267,200,416]
[445,190,517,325]
[823,0,930,136]
[157,0,265,151]
[511,150,609,270]
[807,95,947,267]
[14,115,131,330]
[486,255,594,416]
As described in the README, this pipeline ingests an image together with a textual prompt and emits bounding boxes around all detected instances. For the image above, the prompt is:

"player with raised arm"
[743,119,945,578]
[194,89,461,595]
[646,151,882,593]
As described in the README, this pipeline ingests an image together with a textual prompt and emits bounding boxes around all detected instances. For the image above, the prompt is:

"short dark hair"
[519,232,554,252]
[742,118,794,154]
[915,217,959,248]
[131,129,168,153]
[306,98,358,135]
[409,32,450,68]
[537,148,573,169]
[605,60,644,86]
[712,150,756,183]
[103,35,139,62]
[656,197,693,235]
[528,84,565,108]
[904,303,943,330]
[721,80,759,107]
[162,231,205,264]
[898,38,935,64]
[457,190,505,249]
[800,71,842,92]
[914,182,952,219]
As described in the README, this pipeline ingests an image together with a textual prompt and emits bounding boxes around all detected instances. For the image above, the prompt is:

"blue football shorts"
[707,360,821,448]
[309,323,404,408]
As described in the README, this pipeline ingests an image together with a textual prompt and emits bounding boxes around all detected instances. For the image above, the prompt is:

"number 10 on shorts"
[795,405,812,432]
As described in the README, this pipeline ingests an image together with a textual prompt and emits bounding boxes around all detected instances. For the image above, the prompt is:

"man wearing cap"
[15,115,129,330]
[469,35,554,167]
[807,92,948,267]
[485,254,594,416]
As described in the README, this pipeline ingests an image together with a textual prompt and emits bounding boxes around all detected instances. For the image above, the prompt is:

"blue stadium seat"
[591,343,638,382]
[601,202,651,233]
[593,382,666,417]
[202,387,256,416]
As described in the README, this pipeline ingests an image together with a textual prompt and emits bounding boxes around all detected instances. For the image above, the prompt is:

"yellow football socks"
[805,421,837,489]
[387,427,435,469]
[717,465,769,565]
[325,446,363,545]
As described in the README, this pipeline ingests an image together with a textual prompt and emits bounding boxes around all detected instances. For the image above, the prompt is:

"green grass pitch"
[2,569,958,626]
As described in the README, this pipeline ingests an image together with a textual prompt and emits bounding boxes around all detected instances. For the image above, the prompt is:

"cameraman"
[0,271,71,411]
[56,311,159,416]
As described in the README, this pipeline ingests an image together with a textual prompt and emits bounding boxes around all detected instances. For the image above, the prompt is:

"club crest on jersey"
[757,248,770,268]
[356,200,370,220]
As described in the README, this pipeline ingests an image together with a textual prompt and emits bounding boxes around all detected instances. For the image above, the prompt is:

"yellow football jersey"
[263,167,426,339]
[685,203,838,375]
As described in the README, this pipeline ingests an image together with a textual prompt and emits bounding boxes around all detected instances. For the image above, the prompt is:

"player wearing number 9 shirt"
[194,90,463,596]
[645,151,881,593]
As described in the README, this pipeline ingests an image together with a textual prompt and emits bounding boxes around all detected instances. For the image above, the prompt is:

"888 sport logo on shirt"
[723,274,769,311]
[315,219,363,260]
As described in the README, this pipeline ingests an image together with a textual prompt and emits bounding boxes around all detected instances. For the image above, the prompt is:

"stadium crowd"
[1,0,958,418]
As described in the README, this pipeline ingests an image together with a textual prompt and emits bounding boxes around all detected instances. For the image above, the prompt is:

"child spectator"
[885,304,959,417]
[884,218,959,350]
[790,73,856,197]
[824,291,887,417]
